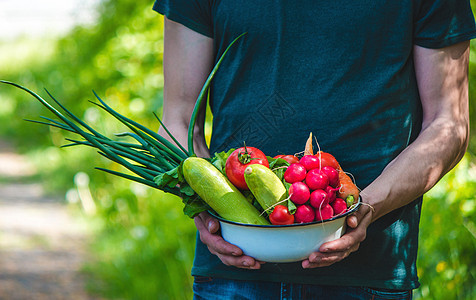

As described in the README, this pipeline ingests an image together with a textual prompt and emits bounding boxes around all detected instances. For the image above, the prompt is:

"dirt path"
[0,141,98,300]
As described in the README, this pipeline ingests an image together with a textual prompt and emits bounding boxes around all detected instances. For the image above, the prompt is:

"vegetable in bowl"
[0,33,360,230]
[209,196,361,263]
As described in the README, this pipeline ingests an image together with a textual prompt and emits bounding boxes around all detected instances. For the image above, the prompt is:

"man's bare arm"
[366,41,470,220]
[159,17,213,158]
[159,18,262,269]
[303,41,470,268]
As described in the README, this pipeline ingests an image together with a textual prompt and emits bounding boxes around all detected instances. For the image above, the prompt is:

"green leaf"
[181,194,210,218]
[287,199,297,215]
[268,156,290,168]
[179,183,196,197]
[268,156,290,181]
[211,149,234,174]
[284,181,292,192]
[153,161,210,218]
[154,167,179,188]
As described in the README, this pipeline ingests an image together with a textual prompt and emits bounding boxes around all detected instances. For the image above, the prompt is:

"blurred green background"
[0,0,475,299]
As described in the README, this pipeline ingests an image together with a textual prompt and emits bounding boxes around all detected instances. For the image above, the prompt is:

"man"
[154,1,476,298]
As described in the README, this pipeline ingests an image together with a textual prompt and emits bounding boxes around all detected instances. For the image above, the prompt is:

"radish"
[299,155,320,171]
[322,166,339,188]
[332,198,348,215]
[284,163,307,183]
[289,181,311,205]
[315,204,334,221]
[309,189,329,208]
[294,204,315,223]
[305,168,329,190]
[325,186,339,204]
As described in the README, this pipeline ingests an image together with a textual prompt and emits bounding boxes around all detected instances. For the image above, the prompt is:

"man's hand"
[302,203,373,268]
[303,41,470,268]
[194,211,264,269]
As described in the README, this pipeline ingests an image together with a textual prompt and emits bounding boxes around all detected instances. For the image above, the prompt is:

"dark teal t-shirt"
[153,0,476,290]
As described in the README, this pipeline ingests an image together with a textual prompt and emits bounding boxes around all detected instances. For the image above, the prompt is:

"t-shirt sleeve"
[152,0,213,38]
[414,0,476,48]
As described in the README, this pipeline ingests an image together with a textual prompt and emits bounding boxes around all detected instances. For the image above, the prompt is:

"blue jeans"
[193,276,412,300]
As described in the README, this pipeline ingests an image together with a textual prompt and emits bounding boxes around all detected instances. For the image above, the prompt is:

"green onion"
[187,32,246,156]
[0,33,245,210]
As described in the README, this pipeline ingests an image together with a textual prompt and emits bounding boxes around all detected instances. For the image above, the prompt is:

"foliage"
[1,0,196,299]
[415,156,476,299]
[1,0,476,299]
[83,187,196,299]
[469,40,476,154]
[0,0,165,151]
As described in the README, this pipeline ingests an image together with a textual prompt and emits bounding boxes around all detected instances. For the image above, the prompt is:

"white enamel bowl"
[210,197,361,263]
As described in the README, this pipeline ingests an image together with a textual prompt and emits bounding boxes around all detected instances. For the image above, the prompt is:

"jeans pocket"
[192,276,215,300]
[361,287,412,300]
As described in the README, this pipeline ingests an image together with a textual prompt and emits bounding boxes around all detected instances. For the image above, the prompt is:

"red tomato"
[269,205,294,225]
[274,154,300,164]
[225,146,269,190]
[315,152,340,170]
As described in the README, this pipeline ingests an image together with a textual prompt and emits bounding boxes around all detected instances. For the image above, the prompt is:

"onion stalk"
[0,33,246,217]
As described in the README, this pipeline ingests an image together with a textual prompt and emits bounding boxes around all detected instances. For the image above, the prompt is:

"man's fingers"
[314,245,358,262]
[196,211,220,233]
[216,254,262,269]
[304,219,366,269]
[319,229,365,253]
[304,242,360,268]
[346,203,373,228]
[346,214,358,228]
[204,235,243,257]
[193,212,264,269]
[303,200,374,269]
[194,213,243,257]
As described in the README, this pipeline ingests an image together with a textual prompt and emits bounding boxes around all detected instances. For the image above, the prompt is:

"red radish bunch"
[284,154,349,224]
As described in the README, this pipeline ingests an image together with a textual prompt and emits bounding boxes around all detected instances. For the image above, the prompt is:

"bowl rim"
[209,195,362,228]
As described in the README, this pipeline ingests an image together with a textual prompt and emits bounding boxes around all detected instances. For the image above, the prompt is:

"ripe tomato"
[273,154,300,164]
[225,146,269,190]
[269,205,294,225]
[315,152,340,170]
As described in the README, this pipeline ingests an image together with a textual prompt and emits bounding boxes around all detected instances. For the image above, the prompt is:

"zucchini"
[182,157,269,225]
[244,164,287,215]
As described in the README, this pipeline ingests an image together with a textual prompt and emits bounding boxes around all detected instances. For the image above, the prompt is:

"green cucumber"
[182,157,269,225]
[244,164,287,215]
